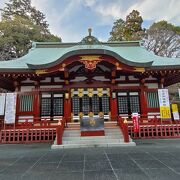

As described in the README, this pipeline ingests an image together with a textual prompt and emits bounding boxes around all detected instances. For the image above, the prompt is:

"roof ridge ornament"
[88,28,92,36]
[79,28,101,45]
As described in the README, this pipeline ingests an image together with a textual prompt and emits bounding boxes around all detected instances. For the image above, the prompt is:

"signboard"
[132,113,139,133]
[158,89,171,119]
[0,93,6,115]
[80,116,104,131]
[172,104,180,120]
[4,93,17,124]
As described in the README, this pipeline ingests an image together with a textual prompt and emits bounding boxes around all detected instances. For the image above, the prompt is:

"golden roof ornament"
[88,28,92,36]
[80,27,101,45]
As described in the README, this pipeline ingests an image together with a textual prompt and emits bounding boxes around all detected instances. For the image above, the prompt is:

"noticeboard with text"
[158,89,171,119]
[4,93,17,124]
[0,93,6,115]
[172,104,180,120]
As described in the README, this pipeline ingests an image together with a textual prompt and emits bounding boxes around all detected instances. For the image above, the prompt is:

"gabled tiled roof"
[0,41,179,71]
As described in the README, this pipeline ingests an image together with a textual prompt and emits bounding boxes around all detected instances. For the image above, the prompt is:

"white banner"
[158,89,170,107]
[4,93,17,124]
[0,93,6,115]
[158,89,171,119]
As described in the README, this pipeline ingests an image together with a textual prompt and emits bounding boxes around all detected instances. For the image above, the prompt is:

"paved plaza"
[1,139,180,180]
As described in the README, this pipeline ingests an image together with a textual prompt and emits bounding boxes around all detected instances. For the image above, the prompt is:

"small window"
[146,92,159,108]
[19,94,33,112]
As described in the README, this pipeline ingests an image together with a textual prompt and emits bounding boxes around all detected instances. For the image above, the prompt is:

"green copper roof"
[0,41,180,71]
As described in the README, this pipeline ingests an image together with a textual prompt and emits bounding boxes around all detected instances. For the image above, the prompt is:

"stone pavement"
[1,139,180,180]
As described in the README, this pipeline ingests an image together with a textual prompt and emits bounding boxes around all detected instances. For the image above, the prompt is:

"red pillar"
[110,91,118,121]
[34,81,40,122]
[33,92,40,122]
[14,81,20,125]
[140,80,148,118]
[64,92,71,122]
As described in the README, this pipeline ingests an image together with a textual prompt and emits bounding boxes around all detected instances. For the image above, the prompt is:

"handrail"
[56,117,66,145]
[1,117,64,130]
[118,116,129,143]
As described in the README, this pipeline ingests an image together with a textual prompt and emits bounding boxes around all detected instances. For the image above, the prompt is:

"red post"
[56,119,65,145]
[123,123,130,143]
[56,125,62,145]
[118,116,129,143]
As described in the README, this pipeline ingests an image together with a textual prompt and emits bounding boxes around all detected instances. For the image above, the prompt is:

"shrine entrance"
[71,88,110,121]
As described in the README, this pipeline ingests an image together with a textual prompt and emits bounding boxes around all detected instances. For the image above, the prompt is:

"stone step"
[63,135,124,141]
[63,133,123,137]
[52,126,136,149]
[51,142,136,149]
[62,139,125,144]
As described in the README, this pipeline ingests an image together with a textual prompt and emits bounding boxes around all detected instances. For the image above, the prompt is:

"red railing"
[128,121,180,139]
[119,114,180,139]
[0,117,66,144]
[0,128,56,144]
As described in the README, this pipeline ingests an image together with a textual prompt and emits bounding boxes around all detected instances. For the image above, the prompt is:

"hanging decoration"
[71,89,74,97]
[98,112,104,118]
[78,88,84,97]
[97,88,103,97]
[88,112,94,117]
[106,88,110,97]
[79,112,84,118]
[87,88,94,97]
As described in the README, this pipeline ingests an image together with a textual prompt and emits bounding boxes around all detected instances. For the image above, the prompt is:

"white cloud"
[128,0,180,24]
[0,0,179,42]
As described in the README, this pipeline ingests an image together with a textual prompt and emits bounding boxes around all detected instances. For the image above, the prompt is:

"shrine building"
[0,30,180,125]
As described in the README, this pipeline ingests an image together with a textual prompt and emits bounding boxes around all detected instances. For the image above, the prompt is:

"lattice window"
[129,96,140,113]
[53,98,63,116]
[118,96,128,114]
[19,94,33,112]
[82,95,90,114]
[92,95,100,114]
[41,98,51,116]
[72,95,80,115]
[101,95,110,114]
[146,92,159,108]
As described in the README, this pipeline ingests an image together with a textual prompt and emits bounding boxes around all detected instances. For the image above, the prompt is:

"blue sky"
[0,0,179,42]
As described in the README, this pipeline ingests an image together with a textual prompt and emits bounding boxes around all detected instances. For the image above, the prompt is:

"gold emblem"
[89,118,96,126]
[79,56,102,61]
[79,56,102,70]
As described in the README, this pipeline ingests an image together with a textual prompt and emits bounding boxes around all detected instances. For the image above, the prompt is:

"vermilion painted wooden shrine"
[0,30,180,146]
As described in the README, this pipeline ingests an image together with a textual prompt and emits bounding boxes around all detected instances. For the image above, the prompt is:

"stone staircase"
[51,122,135,149]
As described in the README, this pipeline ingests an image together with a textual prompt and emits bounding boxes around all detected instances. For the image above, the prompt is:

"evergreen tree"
[124,10,144,41]
[109,10,144,41]
[108,19,125,41]
[1,0,49,33]
[0,0,60,61]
